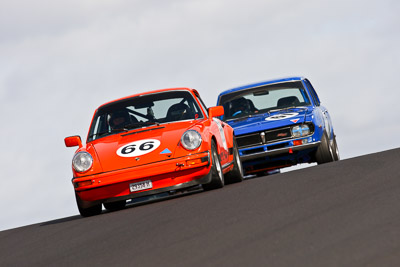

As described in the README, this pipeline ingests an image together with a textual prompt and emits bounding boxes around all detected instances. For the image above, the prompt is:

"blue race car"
[217,77,339,175]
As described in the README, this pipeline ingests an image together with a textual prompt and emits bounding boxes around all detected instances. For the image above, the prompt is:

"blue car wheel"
[315,132,335,164]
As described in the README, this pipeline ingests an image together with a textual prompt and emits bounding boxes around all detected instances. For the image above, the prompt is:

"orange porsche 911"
[65,88,243,216]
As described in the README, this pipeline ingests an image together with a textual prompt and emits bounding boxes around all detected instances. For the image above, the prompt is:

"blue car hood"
[226,107,311,136]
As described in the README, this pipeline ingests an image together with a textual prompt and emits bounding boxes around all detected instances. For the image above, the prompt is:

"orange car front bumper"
[73,151,211,202]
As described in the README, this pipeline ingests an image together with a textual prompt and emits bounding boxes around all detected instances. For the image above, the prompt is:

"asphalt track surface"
[1,148,400,267]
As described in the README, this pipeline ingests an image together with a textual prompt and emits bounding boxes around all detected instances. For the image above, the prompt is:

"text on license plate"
[130,180,153,192]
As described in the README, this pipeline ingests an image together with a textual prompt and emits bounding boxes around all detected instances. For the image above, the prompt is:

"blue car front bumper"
[240,141,320,162]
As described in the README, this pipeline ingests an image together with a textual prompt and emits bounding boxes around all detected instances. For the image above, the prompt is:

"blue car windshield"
[219,82,311,121]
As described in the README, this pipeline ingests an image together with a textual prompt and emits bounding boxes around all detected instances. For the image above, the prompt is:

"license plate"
[129,180,153,192]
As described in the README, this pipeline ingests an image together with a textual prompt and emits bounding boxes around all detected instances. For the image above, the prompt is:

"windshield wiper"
[225,114,254,122]
[124,121,159,130]
[121,125,165,137]
[88,121,161,139]
[268,106,307,114]
[269,107,294,113]
[88,128,129,139]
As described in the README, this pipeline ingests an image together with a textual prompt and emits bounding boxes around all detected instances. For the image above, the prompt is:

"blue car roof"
[217,76,305,101]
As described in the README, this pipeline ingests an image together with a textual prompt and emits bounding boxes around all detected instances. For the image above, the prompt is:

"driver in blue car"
[230,97,259,117]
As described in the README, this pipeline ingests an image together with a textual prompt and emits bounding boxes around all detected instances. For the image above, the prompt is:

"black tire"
[75,193,102,217]
[103,200,126,212]
[332,134,340,161]
[224,138,244,184]
[315,132,335,164]
[203,141,224,191]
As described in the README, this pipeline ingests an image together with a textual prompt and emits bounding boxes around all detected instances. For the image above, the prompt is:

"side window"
[304,79,320,106]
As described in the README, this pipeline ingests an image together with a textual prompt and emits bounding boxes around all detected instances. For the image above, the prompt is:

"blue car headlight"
[292,124,310,138]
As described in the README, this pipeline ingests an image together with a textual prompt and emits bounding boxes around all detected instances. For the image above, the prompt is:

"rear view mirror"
[65,136,82,148]
[208,106,224,118]
[134,102,154,109]
[253,90,269,96]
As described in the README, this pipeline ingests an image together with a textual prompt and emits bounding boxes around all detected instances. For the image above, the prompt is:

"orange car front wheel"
[75,193,102,217]
[224,137,244,184]
[202,141,224,191]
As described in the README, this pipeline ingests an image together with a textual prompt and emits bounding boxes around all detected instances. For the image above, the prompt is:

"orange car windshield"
[87,91,204,141]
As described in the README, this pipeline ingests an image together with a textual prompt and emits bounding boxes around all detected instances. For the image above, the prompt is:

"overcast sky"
[1,0,399,231]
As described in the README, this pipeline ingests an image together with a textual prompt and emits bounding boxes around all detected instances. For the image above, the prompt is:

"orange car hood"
[91,121,200,172]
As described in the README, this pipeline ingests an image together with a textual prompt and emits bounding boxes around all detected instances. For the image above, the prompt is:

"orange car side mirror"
[208,106,224,118]
[65,136,83,148]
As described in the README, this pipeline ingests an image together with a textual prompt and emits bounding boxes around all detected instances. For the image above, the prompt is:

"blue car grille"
[237,127,293,148]
[236,133,262,148]
[265,127,292,143]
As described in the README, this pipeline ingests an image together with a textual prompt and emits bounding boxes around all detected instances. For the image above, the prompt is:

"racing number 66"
[139,141,155,151]
[117,139,161,158]
[121,141,155,155]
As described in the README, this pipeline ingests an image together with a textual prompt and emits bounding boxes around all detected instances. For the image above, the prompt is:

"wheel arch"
[210,135,218,151]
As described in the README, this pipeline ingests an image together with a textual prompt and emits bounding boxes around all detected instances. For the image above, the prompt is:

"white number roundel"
[265,112,299,121]
[117,139,161,157]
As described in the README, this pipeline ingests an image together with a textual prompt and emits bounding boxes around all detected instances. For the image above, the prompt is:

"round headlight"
[292,126,301,138]
[72,152,93,173]
[292,125,310,138]
[181,130,202,150]
[301,124,310,136]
